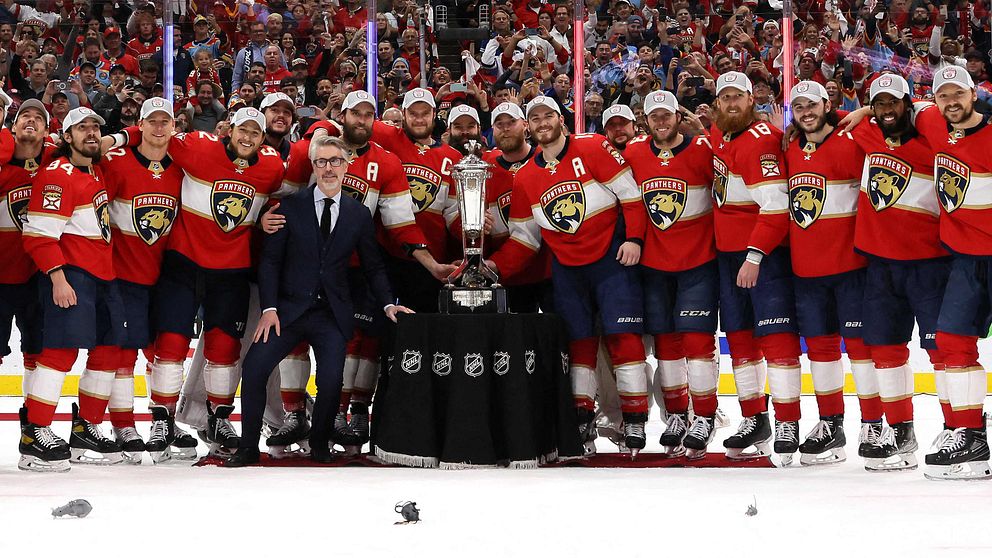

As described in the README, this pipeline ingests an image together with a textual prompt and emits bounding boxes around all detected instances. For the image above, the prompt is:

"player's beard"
[343,123,371,146]
[942,102,974,125]
[72,137,101,161]
[649,121,679,146]
[449,132,481,155]
[495,130,525,153]
[794,111,828,135]
[404,119,434,141]
[877,109,912,137]
[266,123,290,141]
[532,119,563,146]
[714,106,754,135]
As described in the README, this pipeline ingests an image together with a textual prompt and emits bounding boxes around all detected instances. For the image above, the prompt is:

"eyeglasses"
[313,156,347,168]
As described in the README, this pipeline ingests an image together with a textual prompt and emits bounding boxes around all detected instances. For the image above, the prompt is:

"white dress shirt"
[314,185,342,233]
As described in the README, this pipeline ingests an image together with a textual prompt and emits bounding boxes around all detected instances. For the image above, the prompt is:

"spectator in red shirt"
[514,0,554,30]
[262,44,292,93]
[333,0,368,34]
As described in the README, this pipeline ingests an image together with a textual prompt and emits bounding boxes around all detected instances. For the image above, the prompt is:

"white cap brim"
[525,96,561,118]
[644,90,679,116]
[342,90,376,111]
[789,81,828,104]
[15,98,50,125]
[140,97,174,120]
[260,92,296,112]
[933,66,976,93]
[63,107,106,129]
[716,71,753,95]
[869,75,911,102]
[492,102,524,122]
[231,107,267,133]
[602,104,635,126]
[447,105,480,127]
[402,88,436,110]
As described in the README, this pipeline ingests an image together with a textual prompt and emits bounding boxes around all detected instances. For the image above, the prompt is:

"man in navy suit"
[225,135,412,466]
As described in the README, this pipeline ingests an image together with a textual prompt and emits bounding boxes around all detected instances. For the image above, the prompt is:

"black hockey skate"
[659,412,688,458]
[266,409,311,458]
[724,412,772,460]
[69,403,123,465]
[623,421,646,459]
[858,421,882,457]
[924,421,992,480]
[205,402,240,457]
[683,415,716,460]
[864,421,917,472]
[113,426,145,465]
[576,408,598,457]
[171,423,199,460]
[799,415,847,466]
[773,420,800,467]
[18,406,71,472]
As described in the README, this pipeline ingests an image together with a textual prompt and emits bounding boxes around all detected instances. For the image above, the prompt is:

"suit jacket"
[258,185,394,338]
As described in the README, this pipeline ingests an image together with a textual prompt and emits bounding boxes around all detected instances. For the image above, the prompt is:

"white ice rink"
[0,395,990,558]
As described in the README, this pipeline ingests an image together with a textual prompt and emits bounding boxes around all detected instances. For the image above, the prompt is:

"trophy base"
[438,287,508,314]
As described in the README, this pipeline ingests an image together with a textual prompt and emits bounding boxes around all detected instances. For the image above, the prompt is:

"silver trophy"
[439,140,507,313]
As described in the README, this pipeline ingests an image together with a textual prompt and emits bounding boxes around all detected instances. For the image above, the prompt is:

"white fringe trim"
[438,461,498,470]
[374,447,439,468]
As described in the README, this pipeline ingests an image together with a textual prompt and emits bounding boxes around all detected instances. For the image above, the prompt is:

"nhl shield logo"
[935,154,970,213]
[401,350,422,374]
[6,186,30,231]
[524,350,535,374]
[132,193,177,246]
[498,191,512,227]
[432,352,452,376]
[540,181,585,234]
[404,164,442,213]
[212,181,255,232]
[93,191,111,243]
[494,351,510,376]
[464,353,484,377]
[713,156,729,207]
[789,173,826,229]
[866,154,910,211]
[642,178,686,231]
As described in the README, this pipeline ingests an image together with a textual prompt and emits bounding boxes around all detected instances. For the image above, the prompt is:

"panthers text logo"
[713,156,729,207]
[93,191,111,243]
[540,181,585,234]
[866,154,910,211]
[404,164,442,212]
[789,173,826,229]
[342,174,369,203]
[132,194,177,245]
[211,181,256,232]
[497,191,512,227]
[935,154,970,213]
[6,186,30,231]
[643,178,686,231]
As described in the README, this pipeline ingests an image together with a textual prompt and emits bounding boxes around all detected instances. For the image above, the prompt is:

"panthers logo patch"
[497,191,512,227]
[6,186,30,231]
[642,178,686,231]
[789,173,826,229]
[934,154,970,214]
[540,181,585,234]
[713,156,729,207]
[93,190,111,244]
[866,154,911,211]
[404,164,442,213]
[211,181,256,232]
[132,193,177,246]
[342,174,369,203]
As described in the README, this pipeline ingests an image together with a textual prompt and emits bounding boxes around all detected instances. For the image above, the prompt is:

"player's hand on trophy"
[430,261,458,281]
[483,212,494,234]
[254,310,281,343]
[385,304,415,322]
[616,241,641,266]
[260,203,285,233]
[737,261,760,289]
[50,269,77,308]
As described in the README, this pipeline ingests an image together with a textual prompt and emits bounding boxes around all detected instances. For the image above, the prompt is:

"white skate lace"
[215,418,238,439]
[735,416,758,436]
[149,419,169,443]
[35,426,62,449]
[664,414,687,436]
[687,416,712,440]
[805,420,832,443]
[859,423,881,445]
[936,428,967,453]
[86,422,113,443]
[275,412,301,435]
[775,421,798,442]
[875,425,897,449]
[116,427,142,443]
[624,422,645,438]
[173,424,193,440]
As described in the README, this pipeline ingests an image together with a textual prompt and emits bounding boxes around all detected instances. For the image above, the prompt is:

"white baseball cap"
[716,71,753,95]
[62,106,106,130]
[260,92,296,112]
[401,87,436,110]
[790,81,828,103]
[602,104,635,126]
[644,90,679,116]
[231,106,266,132]
[447,104,480,126]
[932,65,975,93]
[140,97,174,119]
[525,95,561,118]
[869,74,911,102]
[15,98,50,125]
[0,88,11,109]
[491,102,524,122]
[341,89,376,111]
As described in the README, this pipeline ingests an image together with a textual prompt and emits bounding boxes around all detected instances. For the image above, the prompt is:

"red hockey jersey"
[625,134,716,273]
[491,134,645,275]
[103,147,183,286]
[22,158,113,281]
[127,35,163,61]
[914,104,992,257]
[786,129,867,278]
[850,117,945,261]
[709,121,789,255]
[0,144,56,284]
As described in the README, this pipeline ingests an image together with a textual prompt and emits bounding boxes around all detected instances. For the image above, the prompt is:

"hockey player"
[842,74,947,471]
[102,98,196,463]
[710,72,804,462]
[446,104,484,154]
[488,96,650,457]
[602,104,638,152]
[20,107,125,471]
[784,81,878,466]
[912,66,991,479]
[625,91,720,459]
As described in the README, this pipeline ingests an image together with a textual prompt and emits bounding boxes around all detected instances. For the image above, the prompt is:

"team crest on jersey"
[404,164,442,212]
[132,194,177,246]
[6,186,31,231]
[342,174,369,203]
[211,181,256,232]
[540,181,585,234]
[642,178,686,231]
[93,191,111,243]
[497,191,513,227]
[789,173,826,229]
[712,157,729,207]
[934,154,970,213]
[759,154,781,177]
[41,184,62,211]
[866,154,911,211]
[602,140,626,166]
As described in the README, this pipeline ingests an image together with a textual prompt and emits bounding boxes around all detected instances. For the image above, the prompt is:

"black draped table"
[372,313,584,468]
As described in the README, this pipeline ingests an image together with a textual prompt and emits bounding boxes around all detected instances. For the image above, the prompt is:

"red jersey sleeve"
[582,135,647,242]
[739,128,790,254]
[22,162,75,273]
[490,172,541,280]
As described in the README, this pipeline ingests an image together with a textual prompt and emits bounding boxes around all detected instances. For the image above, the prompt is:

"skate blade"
[663,444,687,458]
[170,446,199,461]
[685,448,707,461]
[800,447,847,466]
[629,448,640,461]
[18,455,71,472]
[865,452,918,472]
[924,461,992,481]
[207,443,236,458]
[70,448,124,465]
[149,450,172,464]
[268,441,311,459]
[122,451,144,465]
[725,441,771,461]
[582,440,597,457]
[772,452,795,468]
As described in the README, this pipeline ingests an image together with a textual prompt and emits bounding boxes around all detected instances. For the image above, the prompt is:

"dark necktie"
[320,197,334,241]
